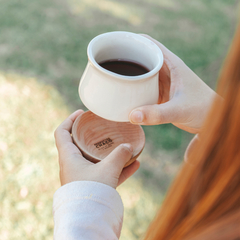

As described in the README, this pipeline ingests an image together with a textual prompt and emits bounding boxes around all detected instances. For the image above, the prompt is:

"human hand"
[129,35,220,134]
[54,110,140,188]
[184,134,200,163]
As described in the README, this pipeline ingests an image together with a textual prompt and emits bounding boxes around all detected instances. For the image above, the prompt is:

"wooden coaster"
[72,111,145,167]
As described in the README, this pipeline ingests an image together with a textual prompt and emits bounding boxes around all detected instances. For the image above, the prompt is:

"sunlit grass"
[119,178,162,240]
[0,73,67,239]
[0,73,163,239]
[70,0,142,25]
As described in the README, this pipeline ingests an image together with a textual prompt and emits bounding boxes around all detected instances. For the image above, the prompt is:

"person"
[53,24,240,240]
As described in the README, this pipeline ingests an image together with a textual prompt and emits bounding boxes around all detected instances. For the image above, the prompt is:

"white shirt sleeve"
[53,181,124,240]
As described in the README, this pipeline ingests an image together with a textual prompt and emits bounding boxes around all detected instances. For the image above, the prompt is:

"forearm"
[53,181,124,240]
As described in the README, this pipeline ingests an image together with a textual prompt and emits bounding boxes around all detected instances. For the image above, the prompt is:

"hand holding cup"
[129,34,220,134]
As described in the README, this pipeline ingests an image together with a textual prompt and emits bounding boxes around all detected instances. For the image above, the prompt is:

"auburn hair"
[144,24,240,240]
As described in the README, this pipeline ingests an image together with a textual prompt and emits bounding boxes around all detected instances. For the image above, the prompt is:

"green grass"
[0,73,67,239]
[0,0,237,153]
[0,0,238,239]
[0,73,162,239]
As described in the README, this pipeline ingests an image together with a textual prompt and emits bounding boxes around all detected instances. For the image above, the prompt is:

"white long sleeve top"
[53,181,124,240]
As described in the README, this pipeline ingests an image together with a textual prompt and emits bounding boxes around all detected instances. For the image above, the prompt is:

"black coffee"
[98,59,149,76]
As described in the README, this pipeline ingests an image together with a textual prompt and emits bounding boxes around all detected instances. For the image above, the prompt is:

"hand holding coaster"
[72,111,145,167]
[72,31,164,167]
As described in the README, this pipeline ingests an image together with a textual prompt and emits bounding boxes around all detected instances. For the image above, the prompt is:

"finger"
[184,134,200,163]
[158,61,171,104]
[101,144,133,176]
[129,100,181,125]
[140,34,183,70]
[58,109,84,133]
[117,160,140,187]
[54,110,84,150]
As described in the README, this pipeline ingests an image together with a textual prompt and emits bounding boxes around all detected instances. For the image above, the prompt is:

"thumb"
[129,100,181,125]
[101,143,133,176]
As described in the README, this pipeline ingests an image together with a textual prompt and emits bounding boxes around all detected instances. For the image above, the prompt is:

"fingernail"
[130,110,143,123]
[122,143,133,152]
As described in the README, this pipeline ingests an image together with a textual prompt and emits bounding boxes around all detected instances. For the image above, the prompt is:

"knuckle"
[143,105,164,124]
[156,111,164,124]
[165,55,184,74]
[119,144,132,156]
[152,106,164,124]
[169,64,178,73]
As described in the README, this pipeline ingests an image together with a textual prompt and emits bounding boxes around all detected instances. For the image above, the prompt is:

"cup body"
[79,31,164,122]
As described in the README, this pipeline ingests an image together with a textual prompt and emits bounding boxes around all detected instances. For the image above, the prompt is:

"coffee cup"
[79,31,164,122]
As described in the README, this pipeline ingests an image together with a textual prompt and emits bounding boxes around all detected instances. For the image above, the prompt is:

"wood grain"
[72,111,145,167]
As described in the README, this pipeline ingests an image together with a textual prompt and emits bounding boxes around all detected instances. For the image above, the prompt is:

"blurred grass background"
[0,0,239,239]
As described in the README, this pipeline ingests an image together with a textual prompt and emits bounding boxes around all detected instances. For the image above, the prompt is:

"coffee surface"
[98,59,149,76]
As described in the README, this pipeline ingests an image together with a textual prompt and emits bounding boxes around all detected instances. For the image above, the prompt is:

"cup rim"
[87,31,164,81]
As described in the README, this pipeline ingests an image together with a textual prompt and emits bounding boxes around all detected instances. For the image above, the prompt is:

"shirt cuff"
[53,181,123,221]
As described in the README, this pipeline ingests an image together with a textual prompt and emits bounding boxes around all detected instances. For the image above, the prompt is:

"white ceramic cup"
[79,31,164,122]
